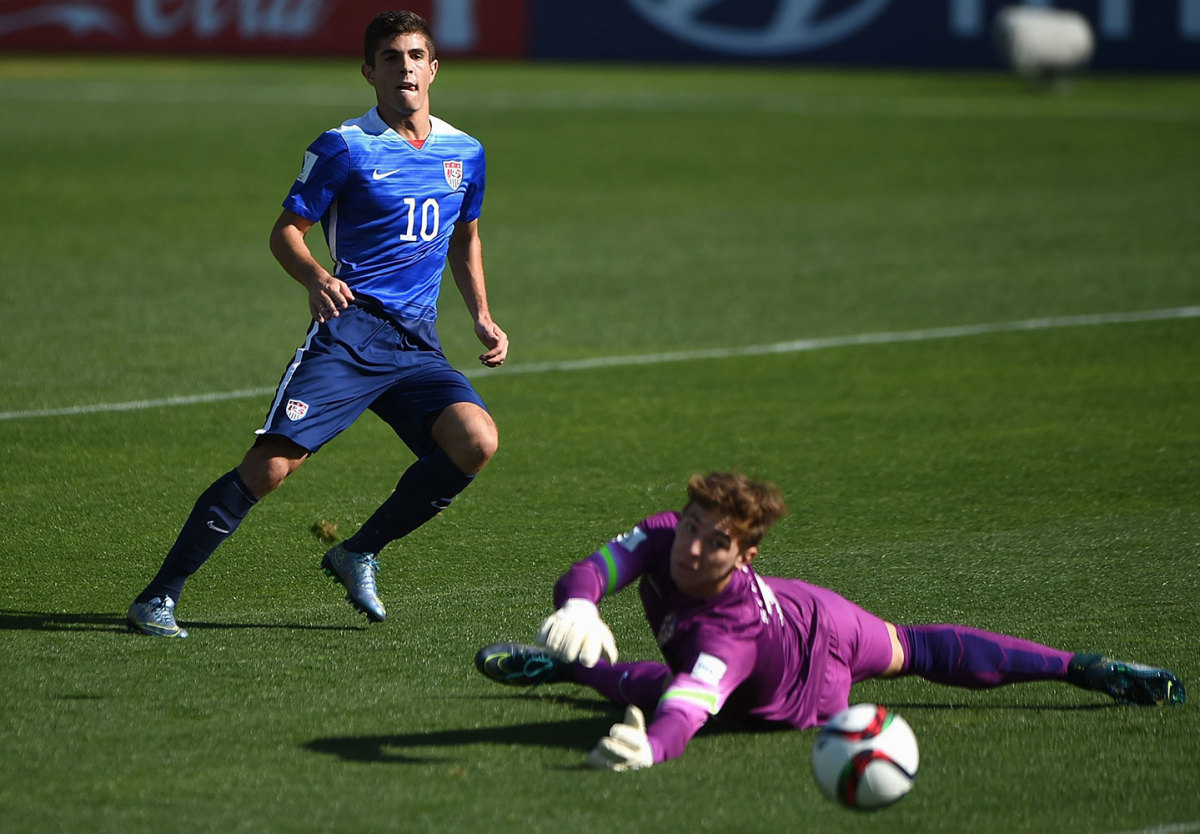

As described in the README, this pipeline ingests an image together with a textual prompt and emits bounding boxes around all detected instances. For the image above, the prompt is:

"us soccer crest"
[285,399,309,421]
[443,160,463,189]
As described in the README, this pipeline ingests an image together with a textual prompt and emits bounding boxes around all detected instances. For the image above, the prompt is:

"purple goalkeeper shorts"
[770,579,897,723]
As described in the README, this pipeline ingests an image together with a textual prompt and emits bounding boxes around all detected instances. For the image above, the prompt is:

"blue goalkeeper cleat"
[475,642,569,687]
[126,596,188,638]
[321,543,386,622]
[1068,653,1186,706]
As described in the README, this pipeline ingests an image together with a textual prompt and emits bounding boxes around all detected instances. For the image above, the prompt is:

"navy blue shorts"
[256,306,487,456]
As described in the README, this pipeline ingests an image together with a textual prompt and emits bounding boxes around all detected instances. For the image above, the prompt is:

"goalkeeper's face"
[670,504,757,599]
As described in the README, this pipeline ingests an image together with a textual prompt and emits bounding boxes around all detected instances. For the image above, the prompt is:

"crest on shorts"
[285,399,309,421]
[443,160,463,189]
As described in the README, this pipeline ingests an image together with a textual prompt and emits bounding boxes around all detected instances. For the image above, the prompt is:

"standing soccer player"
[127,11,508,637]
[475,472,1185,770]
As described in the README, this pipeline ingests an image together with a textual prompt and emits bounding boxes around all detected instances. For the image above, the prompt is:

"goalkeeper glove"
[535,598,618,667]
[587,705,653,772]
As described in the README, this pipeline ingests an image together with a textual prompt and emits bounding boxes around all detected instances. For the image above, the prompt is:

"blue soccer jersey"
[282,107,486,323]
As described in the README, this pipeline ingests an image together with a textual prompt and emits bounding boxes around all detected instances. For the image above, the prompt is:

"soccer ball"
[810,704,919,810]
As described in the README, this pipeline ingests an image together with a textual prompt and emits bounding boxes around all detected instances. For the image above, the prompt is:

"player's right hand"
[308,275,354,323]
[535,598,618,667]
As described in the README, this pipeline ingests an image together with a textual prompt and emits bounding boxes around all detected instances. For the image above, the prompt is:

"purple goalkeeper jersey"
[553,511,894,762]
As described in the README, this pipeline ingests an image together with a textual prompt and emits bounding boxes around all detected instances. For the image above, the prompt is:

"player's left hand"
[476,319,508,367]
[586,706,653,772]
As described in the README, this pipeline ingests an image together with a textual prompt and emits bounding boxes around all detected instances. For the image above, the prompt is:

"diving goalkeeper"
[474,471,1186,771]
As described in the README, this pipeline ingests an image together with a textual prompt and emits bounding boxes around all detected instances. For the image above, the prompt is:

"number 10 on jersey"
[400,197,440,242]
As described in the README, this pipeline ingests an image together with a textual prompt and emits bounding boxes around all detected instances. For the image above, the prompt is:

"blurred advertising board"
[0,0,526,58]
[1,0,1196,69]
[532,0,1199,71]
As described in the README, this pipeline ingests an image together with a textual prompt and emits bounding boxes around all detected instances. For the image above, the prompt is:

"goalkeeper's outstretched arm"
[536,522,657,665]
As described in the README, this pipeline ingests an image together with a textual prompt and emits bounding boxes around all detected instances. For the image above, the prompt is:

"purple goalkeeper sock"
[897,624,1072,689]
[574,660,673,714]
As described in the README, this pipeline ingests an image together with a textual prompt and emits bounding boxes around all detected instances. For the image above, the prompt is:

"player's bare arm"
[448,218,508,367]
[269,209,355,323]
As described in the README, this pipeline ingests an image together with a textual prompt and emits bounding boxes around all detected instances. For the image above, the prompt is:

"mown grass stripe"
[3,306,1196,422]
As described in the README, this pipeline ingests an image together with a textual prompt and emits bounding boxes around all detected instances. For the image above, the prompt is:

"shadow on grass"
[305,716,614,765]
[304,701,1115,769]
[0,609,362,633]
[870,700,1115,713]
[482,691,1115,718]
[308,687,1124,766]
[474,691,615,712]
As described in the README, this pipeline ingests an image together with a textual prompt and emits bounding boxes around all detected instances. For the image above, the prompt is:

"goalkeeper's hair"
[685,472,788,549]
[364,10,435,65]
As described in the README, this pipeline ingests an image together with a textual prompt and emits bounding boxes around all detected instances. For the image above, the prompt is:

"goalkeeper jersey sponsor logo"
[691,652,728,687]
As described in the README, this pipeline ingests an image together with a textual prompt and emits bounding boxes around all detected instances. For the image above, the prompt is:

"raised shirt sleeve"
[551,519,656,607]
[281,130,349,222]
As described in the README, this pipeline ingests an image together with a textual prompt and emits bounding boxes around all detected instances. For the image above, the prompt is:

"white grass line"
[0,388,276,421]
[490,306,1200,377]
[2,306,1197,423]
[1111,822,1200,834]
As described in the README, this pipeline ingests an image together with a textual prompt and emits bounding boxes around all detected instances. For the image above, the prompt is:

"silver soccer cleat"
[321,543,386,622]
[126,596,188,638]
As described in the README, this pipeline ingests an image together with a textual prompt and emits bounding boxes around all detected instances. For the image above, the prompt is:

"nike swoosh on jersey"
[372,168,403,180]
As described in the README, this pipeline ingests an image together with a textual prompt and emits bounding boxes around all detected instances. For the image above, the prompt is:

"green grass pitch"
[1,56,1197,833]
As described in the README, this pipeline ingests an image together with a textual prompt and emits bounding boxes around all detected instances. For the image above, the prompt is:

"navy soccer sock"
[344,447,474,555]
[897,624,1073,689]
[137,469,258,604]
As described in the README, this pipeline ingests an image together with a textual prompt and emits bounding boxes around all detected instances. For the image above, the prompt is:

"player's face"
[670,504,757,599]
[363,32,438,120]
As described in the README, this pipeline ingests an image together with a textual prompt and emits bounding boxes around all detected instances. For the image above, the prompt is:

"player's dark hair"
[685,472,788,549]
[364,10,435,66]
